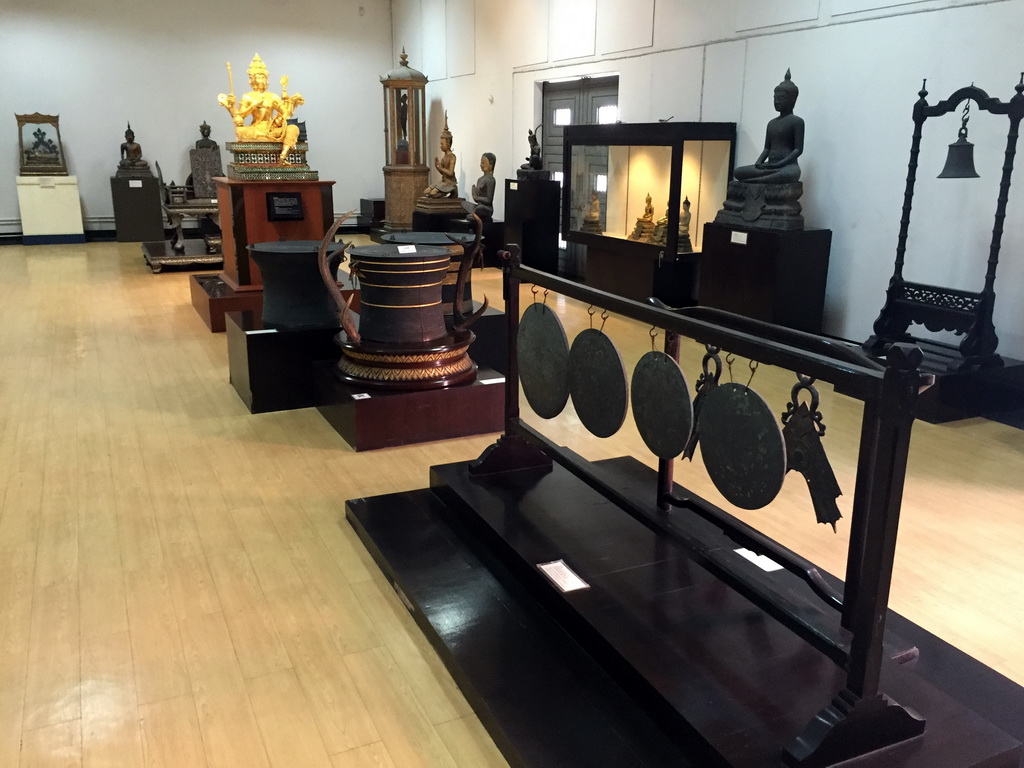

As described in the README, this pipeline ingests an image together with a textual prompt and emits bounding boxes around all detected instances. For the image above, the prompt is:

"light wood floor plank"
[23,581,81,730]
[264,588,380,754]
[20,719,82,768]
[124,568,191,706]
[246,669,333,768]
[80,631,143,768]
[178,611,270,768]
[344,646,458,768]
[138,695,207,768]
[435,715,511,768]
[329,742,398,768]
[351,578,472,725]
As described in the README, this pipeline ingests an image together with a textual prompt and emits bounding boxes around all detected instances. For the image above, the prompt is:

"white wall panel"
[735,0,820,31]
[446,0,476,77]
[701,40,746,123]
[597,0,654,54]
[550,0,597,60]
[421,0,448,79]
[510,0,550,67]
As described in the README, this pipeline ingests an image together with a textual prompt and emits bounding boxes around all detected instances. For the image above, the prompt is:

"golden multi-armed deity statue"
[217,54,304,165]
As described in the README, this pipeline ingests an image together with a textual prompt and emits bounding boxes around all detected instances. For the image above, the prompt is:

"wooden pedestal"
[142,240,222,273]
[213,176,335,292]
[226,310,341,413]
[699,223,832,334]
[313,361,504,451]
[189,274,262,333]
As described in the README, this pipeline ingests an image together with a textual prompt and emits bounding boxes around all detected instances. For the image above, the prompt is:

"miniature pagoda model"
[380,49,429,230]
[216,53,317,180]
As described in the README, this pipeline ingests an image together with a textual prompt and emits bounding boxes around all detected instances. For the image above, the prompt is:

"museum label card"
[397,245,417,254]
[734,547,783,572]
[480,376,505,385]
[351,393,371,400]
[538,559,589,592]
[129,179,143,188]
[730,230,748,245]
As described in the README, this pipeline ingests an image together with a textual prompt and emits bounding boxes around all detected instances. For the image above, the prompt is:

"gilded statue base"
[580,218,603,235]
[414,195,468,215]
[226,141,318,181]
[715,181,804,231]
[628,219,656,243]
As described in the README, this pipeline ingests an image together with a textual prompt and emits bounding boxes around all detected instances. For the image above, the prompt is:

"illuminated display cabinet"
[562,122,735,304]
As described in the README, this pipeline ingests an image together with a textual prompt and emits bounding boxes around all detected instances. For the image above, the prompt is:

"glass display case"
[561,122,735,303]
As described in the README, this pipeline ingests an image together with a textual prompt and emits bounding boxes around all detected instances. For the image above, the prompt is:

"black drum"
[248,240,344,330]
[380,231,476,316]
[346,243,453,345]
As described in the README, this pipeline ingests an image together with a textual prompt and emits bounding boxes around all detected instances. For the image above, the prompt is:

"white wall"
[393,0,1024,358]
[2,0,393,231]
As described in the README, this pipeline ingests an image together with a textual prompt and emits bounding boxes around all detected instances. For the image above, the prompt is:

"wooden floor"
[0,240,1021,767]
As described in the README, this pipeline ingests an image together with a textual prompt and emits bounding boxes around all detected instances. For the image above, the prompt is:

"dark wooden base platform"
[142,239,222,273]
[346,456,1023,768]
[189,274,262,333]
[226,310,341,413]
[911,341,1024,425]
[313,363,504,451]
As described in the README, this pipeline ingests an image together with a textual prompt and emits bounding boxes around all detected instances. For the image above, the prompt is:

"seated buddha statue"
[117,123,152,177]
[715,69,806,230]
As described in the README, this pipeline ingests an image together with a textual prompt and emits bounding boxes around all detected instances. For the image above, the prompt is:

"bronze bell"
[938,101,980,179]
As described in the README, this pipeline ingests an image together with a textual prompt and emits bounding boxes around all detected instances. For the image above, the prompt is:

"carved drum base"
[334,330,478,390]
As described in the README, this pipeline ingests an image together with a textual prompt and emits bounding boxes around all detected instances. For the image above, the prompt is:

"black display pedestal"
[505,178,560,274]
[580,232,700,305]
[226,310,341,413]
[110,176,164,242]
[903,341,1024,424]
[411,208,465,232]
[456,303,508,376]
[313,363,504,451]
[699,223,832,334]
[346,456,1024,768]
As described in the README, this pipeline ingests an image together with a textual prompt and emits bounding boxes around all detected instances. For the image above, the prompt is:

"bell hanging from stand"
[938,100,980,179]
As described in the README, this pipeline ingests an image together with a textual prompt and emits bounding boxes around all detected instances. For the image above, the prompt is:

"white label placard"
[40,176,55,188]
[509,181,518,191]
[480,377,505,385]
[538,560,589,592]
[129,179,143,188]
[397,245,417,254]
[734,547,784,572]
[351,393,371,400]
[730,231,748,245]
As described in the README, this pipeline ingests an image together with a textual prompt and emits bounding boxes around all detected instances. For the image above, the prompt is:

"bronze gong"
[568,328,628,438]
[698,382,787,509]
[517,302,570,419]
[630,350,693,459]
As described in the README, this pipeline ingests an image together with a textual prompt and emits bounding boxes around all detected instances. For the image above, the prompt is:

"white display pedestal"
[16,175,86,244]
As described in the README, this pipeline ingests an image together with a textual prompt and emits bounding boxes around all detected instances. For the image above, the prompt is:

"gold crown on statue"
[441,110,453,143]
[247,53,269,77]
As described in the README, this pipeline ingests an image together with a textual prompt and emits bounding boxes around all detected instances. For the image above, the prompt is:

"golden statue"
[217,54,304,165]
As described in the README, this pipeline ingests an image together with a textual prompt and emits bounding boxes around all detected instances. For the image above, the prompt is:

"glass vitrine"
[561,122,735,304]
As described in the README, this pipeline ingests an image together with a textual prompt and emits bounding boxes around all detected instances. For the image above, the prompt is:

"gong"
[698,382,787,509]
[630,351,692,459]
[517,303,570,419]
[568,328,628,438]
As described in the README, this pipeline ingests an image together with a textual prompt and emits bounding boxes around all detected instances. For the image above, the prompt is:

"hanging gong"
[630,350,693,459]
[569,328,628,438]
[698,382,787,509]
[517,302,571,419]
